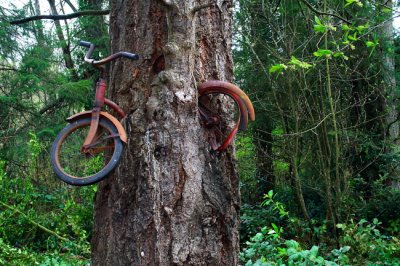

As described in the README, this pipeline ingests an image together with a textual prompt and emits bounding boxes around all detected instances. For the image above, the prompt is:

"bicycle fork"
[81,79,106,153]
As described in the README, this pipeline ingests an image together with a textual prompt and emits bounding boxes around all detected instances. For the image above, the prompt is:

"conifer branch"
[9,9,110,25]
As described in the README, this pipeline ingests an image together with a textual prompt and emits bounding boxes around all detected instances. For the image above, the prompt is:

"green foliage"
[0,238,89,265]
[0,1,109,264]
[345,0,363,7]
[241,230,350,266]
[0,158,93,264]
[314,16,336,34]
[240,194,350,265]
[235,0,400,249]
[261,190,288,218]
[337,219,400,264]
[240,193,400,265]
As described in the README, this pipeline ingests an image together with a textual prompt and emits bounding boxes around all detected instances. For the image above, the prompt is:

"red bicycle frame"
[68,41,139,152]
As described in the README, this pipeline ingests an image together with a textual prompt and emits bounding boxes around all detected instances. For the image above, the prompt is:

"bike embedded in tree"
[50,41,255,186]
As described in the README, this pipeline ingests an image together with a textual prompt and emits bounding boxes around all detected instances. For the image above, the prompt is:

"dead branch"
[298,0,350,24]
[9,9,110,25]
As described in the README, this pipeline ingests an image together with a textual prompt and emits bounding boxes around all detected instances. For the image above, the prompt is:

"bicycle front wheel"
[50,117,124,186]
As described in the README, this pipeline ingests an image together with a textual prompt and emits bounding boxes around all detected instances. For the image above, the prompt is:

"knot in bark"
[164,42,180,56]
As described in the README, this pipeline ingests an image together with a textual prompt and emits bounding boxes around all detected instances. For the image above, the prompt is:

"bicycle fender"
[198,80,255,121]
[66,111,128,143]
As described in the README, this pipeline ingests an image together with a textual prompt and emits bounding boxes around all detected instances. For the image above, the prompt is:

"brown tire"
[50,117,123,186]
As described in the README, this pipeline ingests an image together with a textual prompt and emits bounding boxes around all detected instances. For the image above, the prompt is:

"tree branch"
[0,200,72,243]
[64,0,78,13]
[298,0,350,24]
[39,97,64,114]
[0,67,17,71]
[0,64,17,71]
[9,9,110,25]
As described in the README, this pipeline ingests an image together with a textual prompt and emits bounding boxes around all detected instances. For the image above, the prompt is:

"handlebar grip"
[121,52,139,60]
[79,41,92,48]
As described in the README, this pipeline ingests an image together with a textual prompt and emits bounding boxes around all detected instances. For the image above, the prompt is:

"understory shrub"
[240,191,400,265]
[0,161,93,264]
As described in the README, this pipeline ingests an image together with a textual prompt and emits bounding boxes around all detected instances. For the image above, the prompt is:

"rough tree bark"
[91,0,239,265]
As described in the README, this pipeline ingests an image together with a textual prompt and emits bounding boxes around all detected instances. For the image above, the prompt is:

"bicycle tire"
[198,81,254,151]
[50,117,123,186]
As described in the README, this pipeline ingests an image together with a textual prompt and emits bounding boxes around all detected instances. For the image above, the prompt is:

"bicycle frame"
[66,41,139,153]
[66,78,128,150]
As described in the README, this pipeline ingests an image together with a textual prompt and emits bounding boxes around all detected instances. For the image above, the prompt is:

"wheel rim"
[54,120,117,179]
[199,92,242,151]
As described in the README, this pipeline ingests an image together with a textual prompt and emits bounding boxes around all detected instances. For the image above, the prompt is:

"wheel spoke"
[56,121,117,178]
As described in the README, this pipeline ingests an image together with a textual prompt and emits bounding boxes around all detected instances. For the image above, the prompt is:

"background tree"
[236,0,400,243]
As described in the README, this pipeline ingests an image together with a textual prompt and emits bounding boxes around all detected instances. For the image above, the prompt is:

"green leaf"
[345,0,363,7]
[333,52,349,60]
[366,40,379,48]
[252,233,264,242]
[313,49,333,58]
[314,24,326,33]
[356,24,368,33]
[344,0,355,7]
[310,246,319,257]
[272,128,284,136]
[342,24,351,31]
[269,63,287,73]
[271,223,279,233]
[341,246,351,253]
[359,219,367,225]
[347,32,358,41]
[289,56,312,69]
[314,16,322,25]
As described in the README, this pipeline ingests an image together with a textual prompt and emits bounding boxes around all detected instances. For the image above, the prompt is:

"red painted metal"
[105,99,126,119]
[199,80,255,121]
[198,80,255,151]
[83,107,101,149]
[94,79,107,107]
[66,111,128,143]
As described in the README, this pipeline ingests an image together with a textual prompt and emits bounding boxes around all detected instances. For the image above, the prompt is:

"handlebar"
[79,40,139,66]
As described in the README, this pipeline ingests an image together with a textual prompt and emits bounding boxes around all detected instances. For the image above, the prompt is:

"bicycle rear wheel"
[50,117,123,186]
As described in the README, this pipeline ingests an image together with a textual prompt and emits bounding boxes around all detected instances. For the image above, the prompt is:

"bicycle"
[50,41,255,186]
[50,41,139,186]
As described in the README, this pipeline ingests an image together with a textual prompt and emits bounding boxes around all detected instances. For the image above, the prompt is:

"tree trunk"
[47,0,76,78]
[91,1,239,265]
[383,0,398,140]
[33,0,45,43]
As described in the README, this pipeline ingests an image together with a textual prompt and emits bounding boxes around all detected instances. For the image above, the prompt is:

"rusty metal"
[85,133,120,149]
[199,80,255,121]
[66,111,128,143]
[104,99,126,119]
[94,79,107,107]
[198,80,255,151]
[82,107,101,149]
